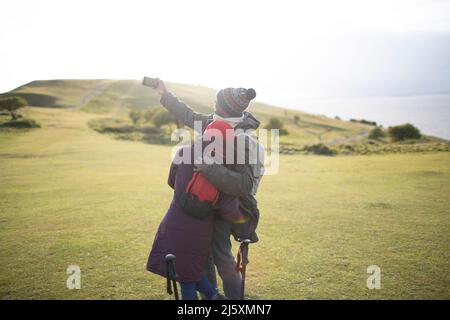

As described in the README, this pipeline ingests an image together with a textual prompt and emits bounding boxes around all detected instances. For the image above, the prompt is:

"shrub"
[368,127,386,140]
[129,110,142,125]
[343,144,354,151]
[87,118,172,145]
[265,117,289,135]
[303,143,337,155]
[293,115,300,123]
[0,118,40,128]
[152,110,178,129]
[350,118,377,126]
[388,123,421,141]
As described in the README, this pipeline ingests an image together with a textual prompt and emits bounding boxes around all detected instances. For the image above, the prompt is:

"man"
[151,79,264,299]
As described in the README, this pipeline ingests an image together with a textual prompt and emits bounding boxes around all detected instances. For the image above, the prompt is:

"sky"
[1,0,450,107]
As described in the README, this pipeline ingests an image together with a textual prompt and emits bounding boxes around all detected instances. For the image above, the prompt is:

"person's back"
[147,145,243,275]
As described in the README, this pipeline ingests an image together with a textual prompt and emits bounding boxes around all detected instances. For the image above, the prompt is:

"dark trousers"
[180,273,217,300]
[206,220,242,300]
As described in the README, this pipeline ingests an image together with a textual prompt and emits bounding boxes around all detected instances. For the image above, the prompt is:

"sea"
[293,94,450,140]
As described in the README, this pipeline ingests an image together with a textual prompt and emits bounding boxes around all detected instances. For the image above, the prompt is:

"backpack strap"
[185,171,200,193]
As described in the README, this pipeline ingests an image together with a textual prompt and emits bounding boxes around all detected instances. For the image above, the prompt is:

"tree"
[129,110,142,125]
[264,117,288,135]
[293,115,300,124]
[368,127,386,140]
[152,110,178,129]
[0,96,27,120]
[388,123,421,141]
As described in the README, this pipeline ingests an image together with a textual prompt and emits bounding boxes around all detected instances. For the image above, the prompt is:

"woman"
[146,120,247,300]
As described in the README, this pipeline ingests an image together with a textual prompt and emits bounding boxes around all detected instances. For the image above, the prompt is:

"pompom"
[245,88,256,100]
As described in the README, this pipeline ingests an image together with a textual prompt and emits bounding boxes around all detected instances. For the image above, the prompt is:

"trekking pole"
[165,254,179,300]
[236,239,251,300]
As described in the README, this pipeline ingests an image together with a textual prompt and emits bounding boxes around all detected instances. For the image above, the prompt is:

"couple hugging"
[145,79,264,300]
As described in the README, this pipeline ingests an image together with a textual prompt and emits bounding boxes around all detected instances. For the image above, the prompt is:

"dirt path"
[71,81,113,111]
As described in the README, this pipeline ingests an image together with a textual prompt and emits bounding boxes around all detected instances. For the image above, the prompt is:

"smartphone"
[142,76,159,88]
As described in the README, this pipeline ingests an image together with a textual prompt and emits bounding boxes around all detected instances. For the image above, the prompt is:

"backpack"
[176,171,219,219]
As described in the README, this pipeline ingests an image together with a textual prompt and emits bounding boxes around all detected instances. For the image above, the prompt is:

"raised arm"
[153,79,211,129]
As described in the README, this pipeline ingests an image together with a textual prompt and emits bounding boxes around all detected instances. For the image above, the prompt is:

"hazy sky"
[1,0,450,106]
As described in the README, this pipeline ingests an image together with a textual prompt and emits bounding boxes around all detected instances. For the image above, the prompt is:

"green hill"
[4,79,448,154]
[1,79,373,148]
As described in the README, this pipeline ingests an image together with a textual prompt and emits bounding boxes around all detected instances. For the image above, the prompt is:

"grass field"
[1,106,449,299]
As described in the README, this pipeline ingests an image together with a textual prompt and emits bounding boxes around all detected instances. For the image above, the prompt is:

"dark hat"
[216,87,256,117]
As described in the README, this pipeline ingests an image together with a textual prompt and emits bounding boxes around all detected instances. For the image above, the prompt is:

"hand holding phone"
[142,76,159,88]
[142,76,167,95]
